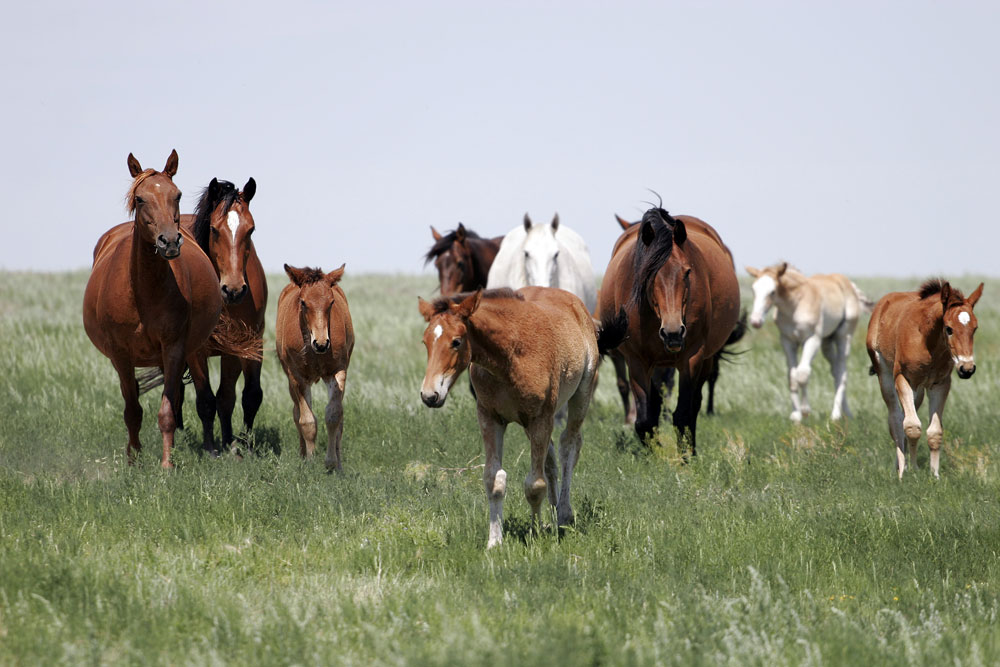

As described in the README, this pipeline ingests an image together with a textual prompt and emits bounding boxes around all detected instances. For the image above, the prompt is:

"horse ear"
[242,177,256,203]
[456,223,466,242]
[418,297,436,322]
[746,266,761,278]
[162,149,179,178]
[326,263,345,286]
[551,213,559,231]
[777,262,788,278]
[968,282,984,308]
[208,177,220,199]
[639,219,656,246]
[284,263,306,287]
[672,219,686,245]
[615,214,632,231]
[453,289,482,319]
[523,213,533,232]
[430,226,442,241]
[940,281,952,307]
[127,153,143,178]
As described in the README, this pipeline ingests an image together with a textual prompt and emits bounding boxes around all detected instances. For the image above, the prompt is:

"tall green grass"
[1,271,997,665]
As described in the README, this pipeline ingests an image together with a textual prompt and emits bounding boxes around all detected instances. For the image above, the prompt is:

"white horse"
[487,213,597,312]
[746,262,873,422]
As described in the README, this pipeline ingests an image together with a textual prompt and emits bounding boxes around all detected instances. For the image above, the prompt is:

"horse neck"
[465,303,515,378]
[917,300,949,356]
[774,276,807,311]
[129,222,174,296]
[466,239,497,289]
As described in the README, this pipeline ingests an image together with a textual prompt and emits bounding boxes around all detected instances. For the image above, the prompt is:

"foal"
[746,262,872,422]
[867,279,983,479]
[275,264,354,471]
[418,287,626,548]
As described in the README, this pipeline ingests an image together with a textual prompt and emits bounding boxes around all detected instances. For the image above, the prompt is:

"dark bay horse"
[83,151,224,468]
[597,208,742,456]
[183,177,268,450]
[425,223,503,295]
[867,279,984,479]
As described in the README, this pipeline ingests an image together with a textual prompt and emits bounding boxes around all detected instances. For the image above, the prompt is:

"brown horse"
[183,177,268,450]
[275,264,354,471]
[418,287,627,548]
[83,150,224,467]
[425,223,503,295]
[597,208,742,456]
[867,279,984,479]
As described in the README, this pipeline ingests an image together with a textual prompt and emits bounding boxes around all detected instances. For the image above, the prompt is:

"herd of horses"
[83,150,985,547]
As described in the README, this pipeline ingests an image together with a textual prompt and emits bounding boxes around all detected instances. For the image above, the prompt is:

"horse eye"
[450,337,462,349]
[524,251,530,259]
[134,197,144,206]
[945,326,954,336]
[211,227,220,236]
[456,261,464,269]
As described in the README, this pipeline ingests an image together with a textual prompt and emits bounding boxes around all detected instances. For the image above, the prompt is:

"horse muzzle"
[957,364,976,379]
[221,283,248,304]
[311,339,331,354]
[660,326,685,353]
[421,391,447,408]
[155,234,183,259]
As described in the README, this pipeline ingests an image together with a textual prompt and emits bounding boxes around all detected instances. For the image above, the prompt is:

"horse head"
[126,150,183,259]
[428,223,474,296]
[522,213,561,288]
[746,261,788,328]
[196,177,257,304]
[284,263,345,354]
[939,281,984,379]
[632,208,690,353]
[417,290,480,408]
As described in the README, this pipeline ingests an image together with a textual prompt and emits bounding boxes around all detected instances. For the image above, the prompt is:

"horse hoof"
[790,411,803,423]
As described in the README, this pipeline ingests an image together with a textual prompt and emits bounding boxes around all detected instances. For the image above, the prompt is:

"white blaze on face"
[433,324,443,341]
[750,275,776,326]
[226,210,240,242]
[958,311,971,326]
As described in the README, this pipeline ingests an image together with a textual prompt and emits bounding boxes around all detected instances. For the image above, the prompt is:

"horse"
[418,287,627,548]
[746,262,872,422]
[487,214,597,312]
[597,207,742,456]
[84,150,225,467]
[866,279,984,479]
[425,223,503,295]
[275,264,354,472]
[182,177,268,450]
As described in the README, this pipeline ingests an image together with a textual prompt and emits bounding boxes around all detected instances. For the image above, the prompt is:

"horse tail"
[716,310,748,363]
[851,281,875,313]
[135,367,193,396]
[596,307,629,355]
[207,313,264,361]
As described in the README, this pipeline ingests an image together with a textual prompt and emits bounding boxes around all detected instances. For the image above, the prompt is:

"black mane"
[919,278,965,301]
[192,180,240,254]
[423,226,483,264]
[429,288,523,315]
[629,208,678,308]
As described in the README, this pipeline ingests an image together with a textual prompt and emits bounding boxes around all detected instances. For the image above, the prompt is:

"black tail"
[716,310,747,363]
[596,308,629,355]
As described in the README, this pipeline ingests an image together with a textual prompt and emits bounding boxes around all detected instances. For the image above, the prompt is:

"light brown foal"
[275,264,354,472]
[867,279,984,479]
[418,287,626,548]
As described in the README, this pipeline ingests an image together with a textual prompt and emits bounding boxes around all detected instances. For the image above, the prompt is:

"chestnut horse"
[418,287,627,548]
[184,177,268,450]
[425,223,503,295]
[83,150,223,467]
[275,264,354,472]
[597,208,742,456]
[867,279,984,479]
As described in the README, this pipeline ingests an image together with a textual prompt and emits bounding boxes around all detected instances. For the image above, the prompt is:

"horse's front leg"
[780,336,804,421]
[186,351,218,456]
[926,379,950,479]
[158,346,187,468]
[894,373,922,478]
[323,370,347,473]
[477,406,507,548]
[216,354,242,449]
[112,357,142,464]
[240,357,264,442]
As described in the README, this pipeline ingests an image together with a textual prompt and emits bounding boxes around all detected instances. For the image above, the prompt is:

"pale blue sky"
[2,1,998,278]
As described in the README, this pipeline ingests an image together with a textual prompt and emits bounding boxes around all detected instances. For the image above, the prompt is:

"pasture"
[1,270,998,665]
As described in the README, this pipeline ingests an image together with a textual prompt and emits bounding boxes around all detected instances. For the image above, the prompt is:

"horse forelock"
[192,180,240,254]
[124,169,159,214]
[295,267,328,286]
[629,209,676,308]
[424,227,483,264]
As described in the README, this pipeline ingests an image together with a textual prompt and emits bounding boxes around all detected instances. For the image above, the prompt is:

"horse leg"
[112,359,142,464]
[894,374,922,478]
[240,357,264,444]
[186,351,218,456]
[524,415,556,534]
[926,380,950,479]
[610,352,636,425]
[157,348,186,469]
[781,336,804,422]
[477,406,507,548]
[705,355,719,416]
[635,376,664,446]
[288,377,316,458]
[557,372,597,528]
[323,370,347,473]
[820,336,840,420]
[874,366,907,477]
[661,367,676,403]
[837,328,855,418]
[216,355,241,450]
[794,334,822,419]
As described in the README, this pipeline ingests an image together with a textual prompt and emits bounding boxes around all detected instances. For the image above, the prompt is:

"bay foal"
[275,264,354,472]
[867,279,984,479]
[418,287,626,548]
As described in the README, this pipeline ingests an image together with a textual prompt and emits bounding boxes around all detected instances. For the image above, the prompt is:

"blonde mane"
[124,169,158,214]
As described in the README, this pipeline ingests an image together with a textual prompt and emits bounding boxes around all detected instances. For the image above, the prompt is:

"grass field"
[1,270,998,665]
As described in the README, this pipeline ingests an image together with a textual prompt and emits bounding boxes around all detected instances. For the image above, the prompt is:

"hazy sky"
[3,1,998,280]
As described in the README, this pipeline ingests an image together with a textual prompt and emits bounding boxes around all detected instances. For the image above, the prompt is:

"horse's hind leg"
[323,370,346,473]
[705,356,719,415]
[524,416,556,533]
[216,355,241,449]
[610,352,636,425]
[240,357,264,443]
[557,375,597,528]
[186,352,218,456]
[477,407,507,548]
[112,359,142,464]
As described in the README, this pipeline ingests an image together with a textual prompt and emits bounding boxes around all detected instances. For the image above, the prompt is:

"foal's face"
[209,179,257,304]
[651,262,691,353]
[746,264,787,328]
[128,151,183,259]
[417,291,480,408]
[942,283,984,379]
[285,264,346,354]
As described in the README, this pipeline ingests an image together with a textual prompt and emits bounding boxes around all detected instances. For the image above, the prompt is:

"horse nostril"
[679,324,686,337]
[157,235,167,247]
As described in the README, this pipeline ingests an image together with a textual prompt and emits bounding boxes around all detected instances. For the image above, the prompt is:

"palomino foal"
[275,264,354,472]
[747,263,872,422]
[867,279,984,479]
[418,287,626,548]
